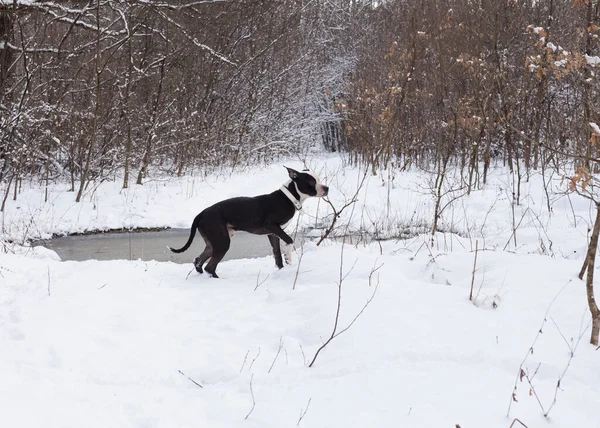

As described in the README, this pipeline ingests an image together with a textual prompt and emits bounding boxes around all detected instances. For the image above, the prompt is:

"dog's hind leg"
[202,225,231,279]
[204,247,229,278]
[193,232,212,274]
[267,234,283,269]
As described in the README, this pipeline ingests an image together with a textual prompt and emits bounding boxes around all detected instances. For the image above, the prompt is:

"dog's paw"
[193,257,204,273]
[284,244,293,265]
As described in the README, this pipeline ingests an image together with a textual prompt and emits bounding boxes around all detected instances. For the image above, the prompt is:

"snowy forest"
[2,1,600,427]
[1,0,599,194]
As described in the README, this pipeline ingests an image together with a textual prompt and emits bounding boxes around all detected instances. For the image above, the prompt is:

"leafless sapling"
[308,250,381,368]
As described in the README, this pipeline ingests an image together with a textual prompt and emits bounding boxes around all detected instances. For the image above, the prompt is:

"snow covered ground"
[1,155,599,427]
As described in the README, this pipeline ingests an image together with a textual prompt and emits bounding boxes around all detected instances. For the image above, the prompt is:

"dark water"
[35,229,274,263]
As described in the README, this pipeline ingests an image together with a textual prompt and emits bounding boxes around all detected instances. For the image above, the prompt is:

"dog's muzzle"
[318,185,329,197]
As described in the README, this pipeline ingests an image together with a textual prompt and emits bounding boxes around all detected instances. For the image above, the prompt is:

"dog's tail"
[168,214,200,253]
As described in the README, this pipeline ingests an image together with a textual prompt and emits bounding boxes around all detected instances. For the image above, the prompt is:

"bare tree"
[1,0,353,197]
[572,168,600,345]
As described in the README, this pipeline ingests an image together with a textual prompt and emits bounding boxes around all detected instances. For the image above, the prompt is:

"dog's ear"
[285,166,299,179]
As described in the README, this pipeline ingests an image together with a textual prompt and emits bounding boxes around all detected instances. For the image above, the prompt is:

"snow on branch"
[132,0,230,10]
[150,6,237,66]
[585,54,600,67]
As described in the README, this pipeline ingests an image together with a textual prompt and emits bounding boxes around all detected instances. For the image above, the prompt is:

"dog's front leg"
[267,234,284,269]
[265,224,294,265]
[283,242,293,265]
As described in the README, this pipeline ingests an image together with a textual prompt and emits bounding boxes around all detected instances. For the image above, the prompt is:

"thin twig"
[368,260,384,287]
[507,279,572,417]
[298,342,307,365]
[239,350,250,374]
[545,312,590,417]
[293,240,305,290]
[268,337,284,373]
[550,316,573,355]
[330,284,379,341]
[469,240,479,301]
[308,254,380,367]
[249,347,260,372]
[316,170,368,246]
[503,207,531,251]
[244,374,255,420]
[523,365,546,414]
[296,398,312,426]
[178,370,203,389]
[254,270,269,291]
[509,418,529,428]
[409,241,425,261]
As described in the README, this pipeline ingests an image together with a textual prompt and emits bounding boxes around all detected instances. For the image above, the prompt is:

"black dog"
[169,167,328,278]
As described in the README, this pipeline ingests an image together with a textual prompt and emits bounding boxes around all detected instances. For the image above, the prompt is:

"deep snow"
[1,155,599,427]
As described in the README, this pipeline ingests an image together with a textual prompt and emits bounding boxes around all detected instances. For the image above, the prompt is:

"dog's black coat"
[169,167,328,278]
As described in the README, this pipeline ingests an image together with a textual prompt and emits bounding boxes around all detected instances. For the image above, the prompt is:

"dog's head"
[285,167,329,198]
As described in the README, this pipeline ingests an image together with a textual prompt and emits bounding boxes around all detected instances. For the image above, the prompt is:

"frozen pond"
[35,229,275,264]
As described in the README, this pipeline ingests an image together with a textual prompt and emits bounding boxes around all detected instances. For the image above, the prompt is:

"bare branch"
[308,254,381,368]
[244,374,255,420]
[178,370,203,389]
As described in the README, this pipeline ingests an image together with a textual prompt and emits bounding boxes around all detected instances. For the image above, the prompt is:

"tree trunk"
[136,59,165,185]
[76,0,101,203]
[0,8,13,106]
[0,172,14,213]
[432,154,449,246]
[122,30,133,190]
[579,202,600,346]
[505,122,514,173]
[582,0,596,172]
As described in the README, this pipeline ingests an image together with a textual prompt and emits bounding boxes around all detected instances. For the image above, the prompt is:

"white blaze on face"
[304,170,328,198]
[312,172,328,197]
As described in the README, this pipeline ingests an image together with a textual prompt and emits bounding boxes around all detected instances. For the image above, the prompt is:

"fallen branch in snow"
[308,248,381,368]
[178,370,203,389]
